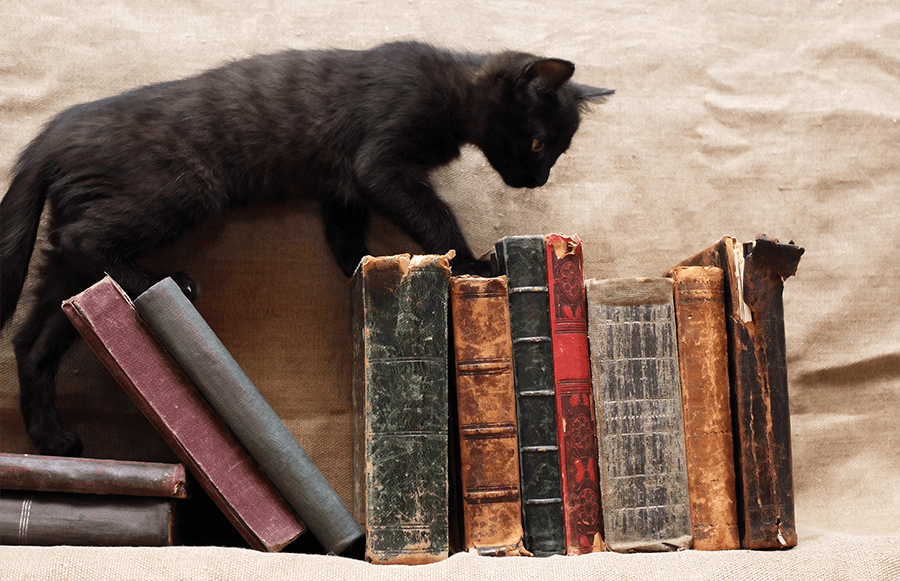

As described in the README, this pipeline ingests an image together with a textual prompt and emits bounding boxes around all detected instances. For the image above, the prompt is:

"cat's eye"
[531,139,545,153]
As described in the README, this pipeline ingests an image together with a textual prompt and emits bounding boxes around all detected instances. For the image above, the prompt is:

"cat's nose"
[531,172,550,188]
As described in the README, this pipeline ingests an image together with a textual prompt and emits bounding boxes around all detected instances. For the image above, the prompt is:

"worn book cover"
[493,236,566,557]
[61,276,306,552]
[666,266,741,550]
[0,454,188,499]
[674,235,802,549]
[351,253,452,564]
[0,490,177,546]
[585,277,692,552]
[134,277,363,556]
[544,235,604,555]
[450,275,527,556]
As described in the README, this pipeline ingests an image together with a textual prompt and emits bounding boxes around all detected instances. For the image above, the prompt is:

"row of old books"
[351,234,803,563]
[1,276,365,553]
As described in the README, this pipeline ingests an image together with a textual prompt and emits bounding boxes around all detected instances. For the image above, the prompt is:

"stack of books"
[1,454,187,546]
[350,234,803,562]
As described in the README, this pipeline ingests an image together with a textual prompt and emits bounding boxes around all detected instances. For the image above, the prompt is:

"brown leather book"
[61,276,306,552]
[0,454,189,498]
[673,235,802,549]
[450,275,527,556]
[666,266,740,550]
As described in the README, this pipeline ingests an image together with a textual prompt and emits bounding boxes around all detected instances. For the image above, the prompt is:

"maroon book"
[61,276,306,552]
[544,234,604,554]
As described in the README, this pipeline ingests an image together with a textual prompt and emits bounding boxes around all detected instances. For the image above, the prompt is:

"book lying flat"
[0,490,177,546]
[0,453,188,498]
[62,277,306,552]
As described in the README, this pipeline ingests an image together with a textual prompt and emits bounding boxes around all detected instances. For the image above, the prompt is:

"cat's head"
[470,52,613,189]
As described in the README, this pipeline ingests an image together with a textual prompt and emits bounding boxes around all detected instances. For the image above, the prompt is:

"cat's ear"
[572,83,615,103]
[520,58,575,89]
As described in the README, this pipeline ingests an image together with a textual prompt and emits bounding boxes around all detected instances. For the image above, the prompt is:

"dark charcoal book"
[0,490,177,546]
[493,236,566,557]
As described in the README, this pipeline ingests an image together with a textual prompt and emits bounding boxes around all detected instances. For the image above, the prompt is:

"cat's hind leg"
[12,251,95,456]
[51,208,203,302]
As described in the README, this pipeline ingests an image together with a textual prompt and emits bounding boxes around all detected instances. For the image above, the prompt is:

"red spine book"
[61,276,306,552]
[544,234,604,554]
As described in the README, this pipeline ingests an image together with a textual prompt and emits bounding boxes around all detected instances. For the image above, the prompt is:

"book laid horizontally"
[449,275,527,556]
[133,277,364,556]
[351,253,453,564]
[0,453,188,498]
[585,277,692,553]
[61,277,307,552]
[672,235,803,550]
[0,454,187,546]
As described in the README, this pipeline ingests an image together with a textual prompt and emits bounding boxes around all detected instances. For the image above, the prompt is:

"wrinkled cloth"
[1,1,898,579]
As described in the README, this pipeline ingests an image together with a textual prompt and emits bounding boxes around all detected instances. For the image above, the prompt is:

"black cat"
[1,40,612,456]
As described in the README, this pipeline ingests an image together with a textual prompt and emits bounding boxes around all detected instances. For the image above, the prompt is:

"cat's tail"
[1,149,48,329]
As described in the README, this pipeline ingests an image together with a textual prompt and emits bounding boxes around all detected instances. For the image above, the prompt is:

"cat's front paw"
[168,271,201,301]
[450,256,495,277]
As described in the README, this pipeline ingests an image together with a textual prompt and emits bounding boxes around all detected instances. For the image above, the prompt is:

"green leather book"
[134,278,363,556]
[351,253,452,564]
[493,236,566,557]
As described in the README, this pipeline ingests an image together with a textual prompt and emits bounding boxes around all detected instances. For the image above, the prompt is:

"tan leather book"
[667,266,741,550]
[450,275,527,556]
[673,235,802,549]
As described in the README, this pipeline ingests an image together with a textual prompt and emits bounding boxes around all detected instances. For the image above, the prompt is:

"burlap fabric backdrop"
[1,1,898,579]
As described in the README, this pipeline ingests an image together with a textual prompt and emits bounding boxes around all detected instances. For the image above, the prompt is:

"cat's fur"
[1,40,611,456]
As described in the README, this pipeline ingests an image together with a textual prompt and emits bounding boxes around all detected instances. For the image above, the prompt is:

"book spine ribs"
[587,279,692,552]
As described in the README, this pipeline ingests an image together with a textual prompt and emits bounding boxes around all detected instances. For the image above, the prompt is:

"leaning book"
[61,276,306,552]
